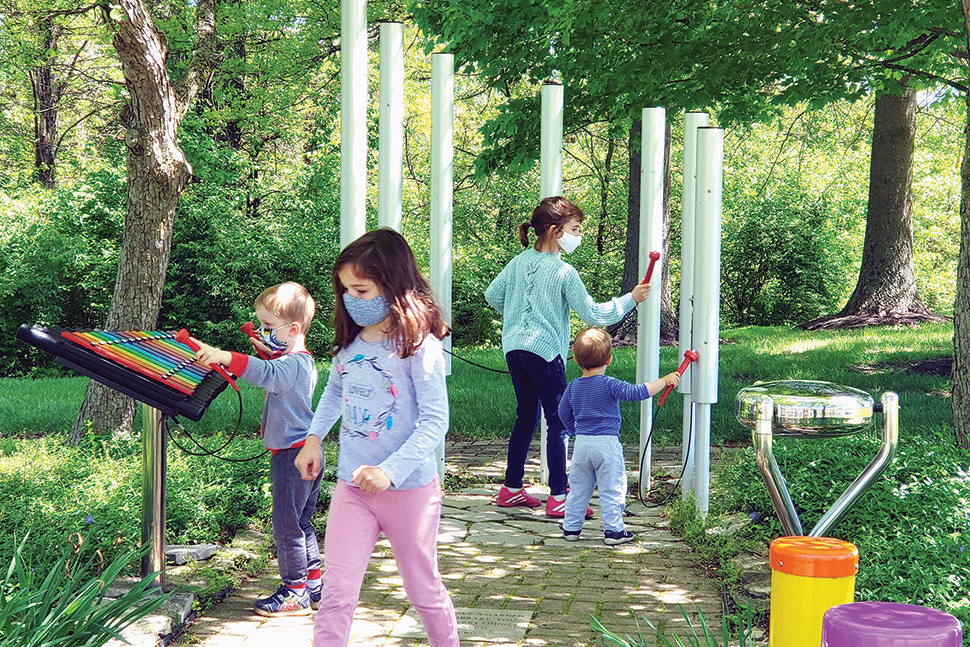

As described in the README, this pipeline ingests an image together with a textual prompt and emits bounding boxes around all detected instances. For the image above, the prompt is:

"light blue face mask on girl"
[258,324,290,352]
[343,292,391,327]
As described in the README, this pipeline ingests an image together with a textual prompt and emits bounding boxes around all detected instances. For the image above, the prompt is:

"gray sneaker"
[604,529,635,546]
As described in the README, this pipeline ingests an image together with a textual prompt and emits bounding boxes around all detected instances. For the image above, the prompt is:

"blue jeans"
[504,350,569,496]
[562,435,628,533]
[271,446,323,587]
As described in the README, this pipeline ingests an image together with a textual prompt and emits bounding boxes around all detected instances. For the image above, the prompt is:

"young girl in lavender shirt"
[295,228,459,647]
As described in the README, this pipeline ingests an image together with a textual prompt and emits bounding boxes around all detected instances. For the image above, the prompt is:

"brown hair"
[572,328,612,371]
[331,228,450,357]
[518,196,585,247]
[255,282,316,332]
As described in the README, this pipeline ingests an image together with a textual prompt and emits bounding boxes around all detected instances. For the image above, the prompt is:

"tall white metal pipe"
[692,126,723,516]
[539,81,564,485]
[378,22,404,232]
[637,107,665,497]
[679,111,708,496]
[540,82,564,198]
[340,0,367,248]
[430,53,454,479]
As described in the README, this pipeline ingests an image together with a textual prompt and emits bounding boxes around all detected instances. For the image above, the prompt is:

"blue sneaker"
[559,522,582,542]
[253,584,312,617]
[307,582,322,610]
[604,529,635,546]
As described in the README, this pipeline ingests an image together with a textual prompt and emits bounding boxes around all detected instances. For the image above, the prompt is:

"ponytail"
[518,221,532,247]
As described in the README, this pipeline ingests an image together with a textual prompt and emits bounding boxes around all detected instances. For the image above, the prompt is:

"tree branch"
[172,0,221,120]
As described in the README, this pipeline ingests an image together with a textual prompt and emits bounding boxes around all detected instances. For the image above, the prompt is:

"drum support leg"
[141,404,167,589]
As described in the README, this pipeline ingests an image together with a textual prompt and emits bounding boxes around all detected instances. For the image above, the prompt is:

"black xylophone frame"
[16,324,233,589]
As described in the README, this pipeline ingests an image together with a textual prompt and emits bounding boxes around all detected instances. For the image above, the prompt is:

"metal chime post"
[141,403,166,589]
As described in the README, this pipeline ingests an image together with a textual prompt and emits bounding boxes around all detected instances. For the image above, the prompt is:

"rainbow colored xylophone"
[17,325,230,421]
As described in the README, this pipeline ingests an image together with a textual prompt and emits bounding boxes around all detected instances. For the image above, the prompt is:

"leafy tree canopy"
[411,0,964,175]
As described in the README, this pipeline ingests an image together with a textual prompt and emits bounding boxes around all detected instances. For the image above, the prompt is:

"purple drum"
[822,601,962,647]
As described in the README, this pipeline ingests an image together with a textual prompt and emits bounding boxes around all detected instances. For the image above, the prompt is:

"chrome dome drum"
[736,380,874,438]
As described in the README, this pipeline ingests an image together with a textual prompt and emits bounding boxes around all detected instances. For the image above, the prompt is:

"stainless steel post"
[751,394,803,536]
[141,404,166,589]
[809,391,899,537]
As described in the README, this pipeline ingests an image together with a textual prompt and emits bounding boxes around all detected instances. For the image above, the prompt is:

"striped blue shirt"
[559,375,654,437]
[485,247,635,362]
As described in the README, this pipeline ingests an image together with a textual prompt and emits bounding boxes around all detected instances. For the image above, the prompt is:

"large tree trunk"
[613,119,676,343]
[954,0,970,450]
[802,88,947,330]
[29,15,60,189]
[70,0,220,443]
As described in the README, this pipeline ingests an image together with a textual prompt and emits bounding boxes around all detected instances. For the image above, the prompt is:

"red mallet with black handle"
[239,322,271,360]
[642,251,661,284]
[657,349,698,407]
[175,329,240,391]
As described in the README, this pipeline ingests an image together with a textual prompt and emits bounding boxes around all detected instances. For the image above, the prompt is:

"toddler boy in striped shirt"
[558,328,680,545]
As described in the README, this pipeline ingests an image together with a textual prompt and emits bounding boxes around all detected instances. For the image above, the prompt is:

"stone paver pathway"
[173,439,722,647]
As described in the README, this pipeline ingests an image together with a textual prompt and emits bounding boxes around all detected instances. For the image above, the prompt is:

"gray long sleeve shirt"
[307,334,448,490]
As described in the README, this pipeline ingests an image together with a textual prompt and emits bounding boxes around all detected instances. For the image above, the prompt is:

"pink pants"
[313,478,459,647]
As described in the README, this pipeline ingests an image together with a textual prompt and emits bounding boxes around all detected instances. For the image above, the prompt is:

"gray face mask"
[342,292,391,327]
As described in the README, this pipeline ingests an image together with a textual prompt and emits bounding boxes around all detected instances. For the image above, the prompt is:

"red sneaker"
[545,496,594,519]
[496,486,542,508]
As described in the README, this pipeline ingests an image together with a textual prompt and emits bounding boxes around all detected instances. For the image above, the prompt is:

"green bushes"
[720,189,850,326]
[0,430,275,572]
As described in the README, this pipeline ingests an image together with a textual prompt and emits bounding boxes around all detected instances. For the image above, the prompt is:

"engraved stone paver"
[171,440,722,647]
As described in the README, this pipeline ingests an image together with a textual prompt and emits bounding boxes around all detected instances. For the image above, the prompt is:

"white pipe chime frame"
[378,22,404,232]
[538,81,564,486]
[430,53,455,478]
[636,107,665,497]
[340,0,367,248]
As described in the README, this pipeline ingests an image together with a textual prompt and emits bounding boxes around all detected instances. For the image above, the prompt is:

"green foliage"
[720,189,846,325]
[0,170,125,376]
[0,430,276,572]
[592,605,757,647]
[0,537,167,647]
[161,119,342,354]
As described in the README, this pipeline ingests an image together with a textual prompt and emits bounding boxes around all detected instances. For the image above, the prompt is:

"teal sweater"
[485,247,635,362]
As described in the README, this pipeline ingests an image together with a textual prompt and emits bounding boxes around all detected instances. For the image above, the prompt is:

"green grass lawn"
[1,323,965,642]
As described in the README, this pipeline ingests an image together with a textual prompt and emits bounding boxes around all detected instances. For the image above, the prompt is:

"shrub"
[720,188,849,326]
[0,536,167,647]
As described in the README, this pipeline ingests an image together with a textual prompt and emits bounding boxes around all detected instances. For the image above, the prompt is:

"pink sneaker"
[545,496,594,519]
[496,486,542,508]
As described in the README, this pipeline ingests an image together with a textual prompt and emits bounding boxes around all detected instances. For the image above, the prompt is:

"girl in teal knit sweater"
[485,196,650,517]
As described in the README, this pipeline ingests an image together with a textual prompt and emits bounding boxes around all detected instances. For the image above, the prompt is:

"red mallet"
[657,349,698,407]
[240,322,270,360]
[175,329,240,391]
[642,251,661,284]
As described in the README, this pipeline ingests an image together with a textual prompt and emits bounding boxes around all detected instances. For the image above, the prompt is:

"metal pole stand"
[736,381,899,537]
[141,404,167,590]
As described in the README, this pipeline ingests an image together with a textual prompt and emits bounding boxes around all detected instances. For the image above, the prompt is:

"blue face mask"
[258,324,290,352]
[342,293,391,328]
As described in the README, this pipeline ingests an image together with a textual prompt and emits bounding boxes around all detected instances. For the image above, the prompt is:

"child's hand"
[191,338,232,367]
[295,437,323,480]
[663,371,682,389]
[351,465,391,493]
[248,336,273,356]
[631,282,652,303]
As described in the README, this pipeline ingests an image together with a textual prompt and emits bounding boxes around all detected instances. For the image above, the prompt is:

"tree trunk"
[613,119,676,343]
[71,0,220,443]
[29,15,60,189]
[954,0,970,450]
[802,88,947,330]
